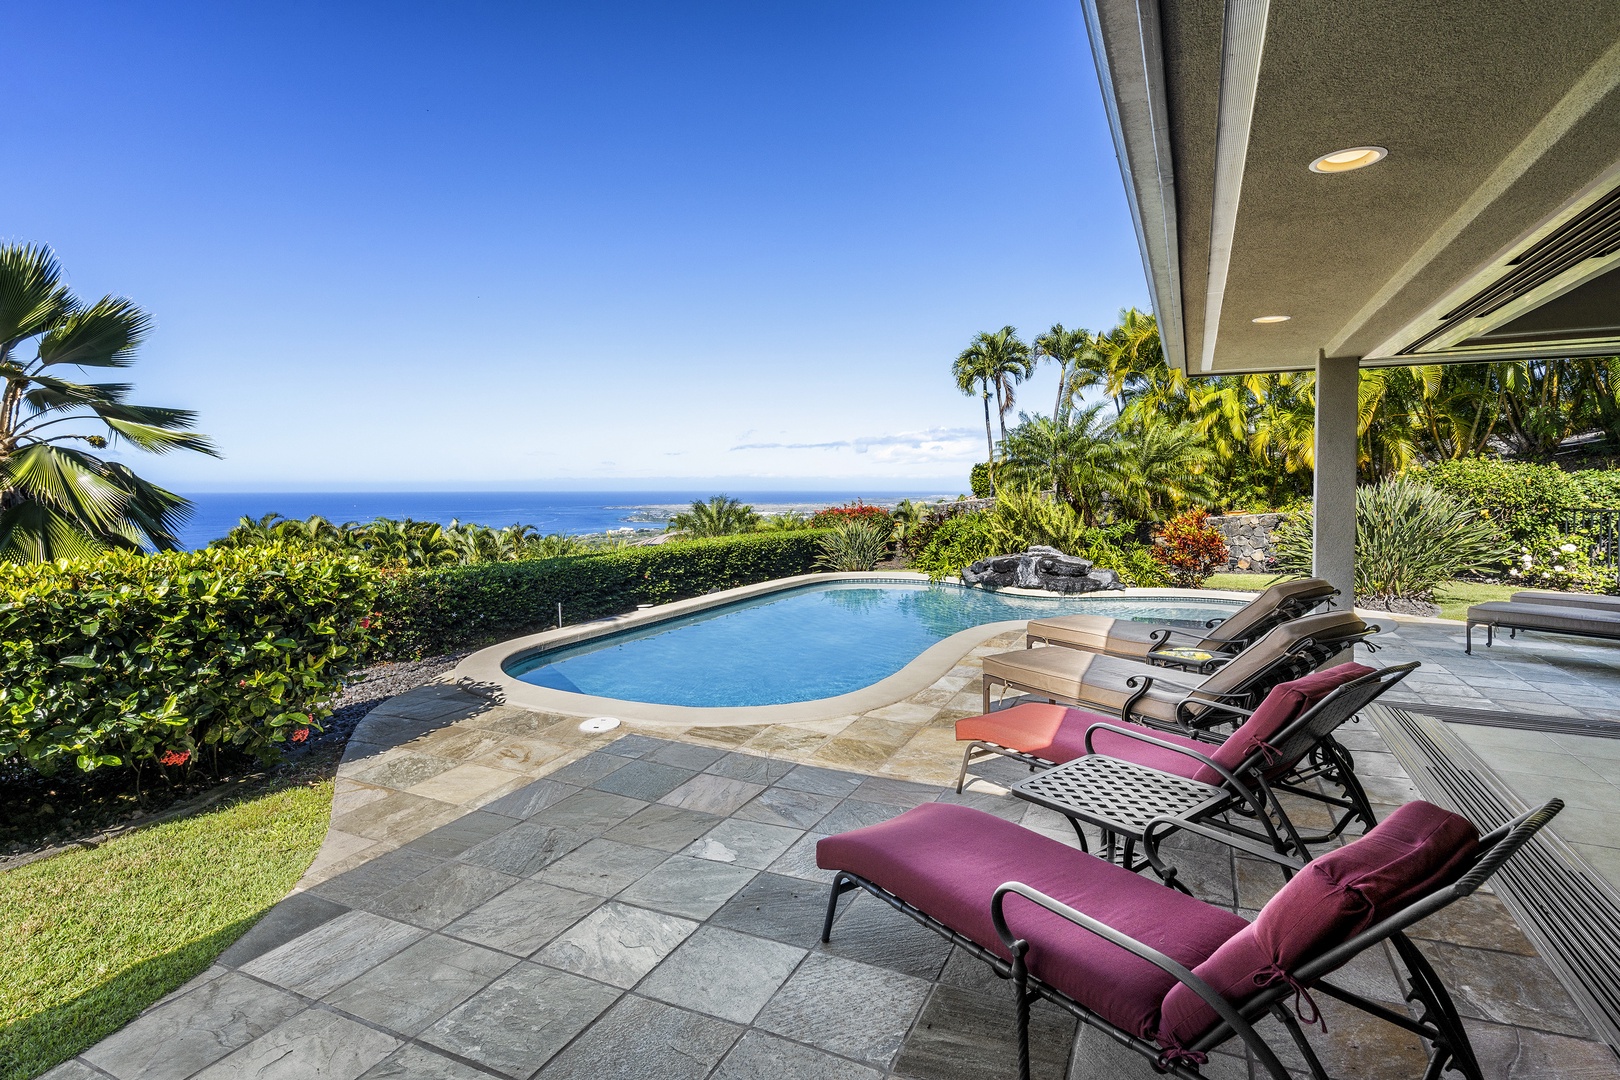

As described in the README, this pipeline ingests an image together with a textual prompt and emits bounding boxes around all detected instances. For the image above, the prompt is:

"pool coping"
[451,571,1252,727]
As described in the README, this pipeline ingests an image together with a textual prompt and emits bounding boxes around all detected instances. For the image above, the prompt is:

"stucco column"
[1313,354,1359,604]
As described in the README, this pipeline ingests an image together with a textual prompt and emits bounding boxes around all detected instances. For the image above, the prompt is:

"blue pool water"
[507,582,1242,708]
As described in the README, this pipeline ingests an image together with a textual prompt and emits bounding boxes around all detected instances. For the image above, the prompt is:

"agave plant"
[1274,475,1510,604]
[0,244,217,560]
[815,518,891,572]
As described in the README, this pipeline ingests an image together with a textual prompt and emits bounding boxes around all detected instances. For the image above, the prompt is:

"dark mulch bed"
[0,653,464,865]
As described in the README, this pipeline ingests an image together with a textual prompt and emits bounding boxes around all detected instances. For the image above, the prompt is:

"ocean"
[175,490,959,550]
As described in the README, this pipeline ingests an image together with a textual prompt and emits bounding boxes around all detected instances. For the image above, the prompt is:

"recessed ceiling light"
[1309,146,1388,174]
[1252,315,1291,324]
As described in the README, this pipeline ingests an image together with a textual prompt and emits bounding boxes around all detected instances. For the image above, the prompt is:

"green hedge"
[375,530,831,657]
[0,547,374,776]
[1418,458,1620,545]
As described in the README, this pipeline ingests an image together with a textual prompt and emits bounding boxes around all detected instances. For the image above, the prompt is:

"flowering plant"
[1152,509,1229,589]
[1511,533,1608,591]
[808,501,892,530]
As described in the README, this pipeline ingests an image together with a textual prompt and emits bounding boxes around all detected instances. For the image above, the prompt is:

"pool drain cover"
[579,716,621,733]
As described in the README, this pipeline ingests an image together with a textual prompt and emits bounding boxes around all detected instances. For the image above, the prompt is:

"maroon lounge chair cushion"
[1158,799,1482,1047]
[817,802,1247,1039]
[1199,662,1376,783]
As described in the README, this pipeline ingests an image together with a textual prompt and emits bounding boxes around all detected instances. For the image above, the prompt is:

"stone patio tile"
[704,751,799,785]
[408,763,529,806]
[455,821,587,877]
[824,892,953,980]
[401,810,520,859]
[658,774,765,816]
[591,758,698,801]
[1486,749,1612,784]
[764,830,831,883]
[865,701,940,725]
[1420,938,1596,1038]
[358,1044,492,1080]
[713,1030,881,1080]
[326,933,517,1035]
[602,733,670,758]
[444,880,604,956]
[83,971,305,1080]
[1571,842,1620,884]
[647,740,729,771]
[638,926,806,1023]
[681,724,766,749]
[242,911,425,997]
[614,855,757,920]
[815,730,913,771]
[544,751,631,787]
[308,847,446,908]
[733,786,841,829]
[1408,892,1539,955]
[468,735,575,775]
[332,790,463,843]
[347,751,460,791]
[37,1063,103,1080]
[1540,804,1620,850]
[1467,1018,1620,1078]
[192,1008,399,1080]
[893,981,1076,1080]
[710,871,844,949]
[536,901,698,988]
[536,994,741,1080]
[421,962,620,1079]
[217,891,351,969]
[775,763,866,798]
[932,785,1029,822]
[816,798,906,835]
[529,789,648,833]
[1066,1024,1247,1079]
[686,818,803,869]
[604,803,721,851]
[534,837,669,896]
[850,775,939,808]
[755,952,931,1068]
[369,861,522,930]
[740,726,835,757]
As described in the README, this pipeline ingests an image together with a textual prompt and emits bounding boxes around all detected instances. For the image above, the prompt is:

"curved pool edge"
[451,572,1254,728]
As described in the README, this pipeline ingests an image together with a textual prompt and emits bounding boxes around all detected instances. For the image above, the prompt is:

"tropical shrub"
[1569,468,1620,508]
[888,499,929,555]
[987,487,1090,554]
[757,511,813,531]
[908,498,1168,586]
[1274,477,1509,607]
[375,530,829,656]
[1152,509,1228,588]
[1417,458,1579,548]
[667,496,760,537]
[970,462,993,498]
[910,513,1001,581]
[1508,534,1610,592]
[213,514,584,568]
[808,501,891,530]
[815,519,891,572]
[0,546,374,779]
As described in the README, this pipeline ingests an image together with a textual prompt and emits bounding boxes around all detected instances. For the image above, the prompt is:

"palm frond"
[0,243,75,353]
[3,443,133,532]
[37,295,152,368]
[101,416,220,456]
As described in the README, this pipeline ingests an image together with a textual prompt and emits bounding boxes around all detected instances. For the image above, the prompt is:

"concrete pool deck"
[45,605,1620,1080]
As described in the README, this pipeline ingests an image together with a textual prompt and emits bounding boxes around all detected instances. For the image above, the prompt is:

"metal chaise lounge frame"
[1007,664,1416,878]
[1025,577,1339,660]
[1465,598,1620,653]
[821,799,1564,1080]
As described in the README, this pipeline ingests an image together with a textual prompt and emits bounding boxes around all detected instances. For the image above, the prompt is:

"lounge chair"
[957,663,1413,873]
[981,610,1377,728]
[1025,577,1336,663]
[1465,600,1620,653]
[817,797,1562,1080]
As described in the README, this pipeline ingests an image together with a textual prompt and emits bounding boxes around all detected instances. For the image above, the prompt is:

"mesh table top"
[1010,755,1231,836]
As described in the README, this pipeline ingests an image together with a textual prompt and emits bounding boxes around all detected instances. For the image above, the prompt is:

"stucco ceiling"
[1084,0,1620,374]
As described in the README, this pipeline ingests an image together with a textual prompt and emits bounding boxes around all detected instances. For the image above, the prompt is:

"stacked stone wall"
[1207,512,1284,571]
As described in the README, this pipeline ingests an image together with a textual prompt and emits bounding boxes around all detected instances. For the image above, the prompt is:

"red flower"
[159,749,191,767]
[359,617,372,629]
[238,679,248,688]
[290,727,310,743]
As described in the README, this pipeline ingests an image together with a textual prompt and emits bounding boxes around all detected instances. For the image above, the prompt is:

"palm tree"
[1034,323,1095,422]
[952,341,998,483]
[999,406,1119,525]
[976,326,1035,440]
[667,495,759,537]
[0,244,217,561]
[1091,307,1162,414]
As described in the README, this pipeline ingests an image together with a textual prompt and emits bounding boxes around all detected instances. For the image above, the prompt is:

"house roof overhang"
[1083,0,1620,375]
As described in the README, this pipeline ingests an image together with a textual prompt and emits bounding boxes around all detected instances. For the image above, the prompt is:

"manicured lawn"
[1203,571,1276,592]
[1433,580,1518,622]
[0,776,332,1080]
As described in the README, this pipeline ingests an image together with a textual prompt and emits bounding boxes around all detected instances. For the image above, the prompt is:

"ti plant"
[0,244,216,561]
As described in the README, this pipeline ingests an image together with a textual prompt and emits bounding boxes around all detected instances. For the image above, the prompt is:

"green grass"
[0,776,332,1080]
[1433,580,1518,622]
[1202,571,1277,592]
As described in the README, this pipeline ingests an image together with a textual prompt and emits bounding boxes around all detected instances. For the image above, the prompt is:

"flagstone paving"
[45,619,1620,1079]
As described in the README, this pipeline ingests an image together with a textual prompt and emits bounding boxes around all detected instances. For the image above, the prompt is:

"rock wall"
[1208,512,1284,571]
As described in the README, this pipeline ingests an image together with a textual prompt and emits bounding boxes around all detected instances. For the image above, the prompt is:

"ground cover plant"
[0,771,331,1080]
[0,546,373,785]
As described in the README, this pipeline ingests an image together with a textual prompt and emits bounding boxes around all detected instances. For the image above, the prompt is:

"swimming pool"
[505,581,1242,708]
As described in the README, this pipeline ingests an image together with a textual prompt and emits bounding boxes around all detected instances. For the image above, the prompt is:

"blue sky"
[5,1,1148,492]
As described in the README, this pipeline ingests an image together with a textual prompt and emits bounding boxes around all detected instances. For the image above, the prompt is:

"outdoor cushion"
[956,702,1225,781]
[1201,662,1376,782]
[1469,601,1620,634]
[817,803,1248,1039]
[1510,590,1620,614]
[1157,799,1482,1047]
[1024,614,1157,659]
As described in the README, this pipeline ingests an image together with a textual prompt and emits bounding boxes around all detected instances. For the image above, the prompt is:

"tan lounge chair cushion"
[1468,601,1620,636]
[980,648,1199,724]
[1509,591,1620,615]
